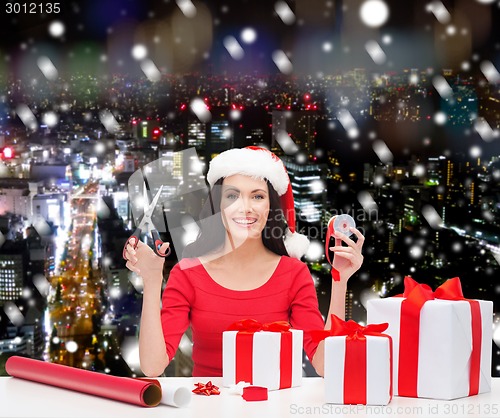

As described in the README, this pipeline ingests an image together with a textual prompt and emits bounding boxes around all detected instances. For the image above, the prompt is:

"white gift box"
[367,297,493,400]
[324,335,392,405]
[222,329,303,391]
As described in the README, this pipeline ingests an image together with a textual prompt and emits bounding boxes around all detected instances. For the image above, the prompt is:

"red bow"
[227,319,291,333]
[309,314,389,343]
[401,275,465,300]
[192,381,220,396]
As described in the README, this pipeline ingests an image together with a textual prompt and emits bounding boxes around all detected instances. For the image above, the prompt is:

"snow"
[275,1,296,25]
[272,50,293,74]
[360,1,390,28]
[223,36,245,61]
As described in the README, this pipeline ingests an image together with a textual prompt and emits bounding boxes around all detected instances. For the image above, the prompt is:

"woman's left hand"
[329,227,365,283]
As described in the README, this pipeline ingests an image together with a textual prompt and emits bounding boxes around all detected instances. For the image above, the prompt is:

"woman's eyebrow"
[222,186,240,192]
[222,186,267,194]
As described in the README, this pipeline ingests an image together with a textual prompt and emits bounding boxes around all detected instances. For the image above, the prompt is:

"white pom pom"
[284,229,310,259]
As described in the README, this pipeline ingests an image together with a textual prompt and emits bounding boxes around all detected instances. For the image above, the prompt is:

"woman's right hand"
[124,241,170,284]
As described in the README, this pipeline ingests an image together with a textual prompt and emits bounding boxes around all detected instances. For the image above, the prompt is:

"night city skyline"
[0,0,499,379]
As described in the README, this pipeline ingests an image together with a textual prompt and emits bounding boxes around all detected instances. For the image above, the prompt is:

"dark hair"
[182,178,289,258]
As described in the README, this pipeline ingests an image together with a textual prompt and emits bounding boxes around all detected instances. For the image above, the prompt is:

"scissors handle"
[123,227,142,260]
[151,230,170,257]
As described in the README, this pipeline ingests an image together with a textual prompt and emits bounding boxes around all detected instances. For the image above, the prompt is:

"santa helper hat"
[206,146,310,259]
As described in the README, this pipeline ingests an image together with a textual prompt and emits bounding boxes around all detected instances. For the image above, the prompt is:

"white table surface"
[1,376,499,418]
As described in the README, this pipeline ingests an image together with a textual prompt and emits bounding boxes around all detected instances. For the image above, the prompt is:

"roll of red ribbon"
[6,356,162,407]
[242,386,268,401]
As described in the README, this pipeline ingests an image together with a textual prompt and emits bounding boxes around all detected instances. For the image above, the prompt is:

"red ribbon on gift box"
[397,277,482,398]
[310,315,393,405]
[227,319,293,390]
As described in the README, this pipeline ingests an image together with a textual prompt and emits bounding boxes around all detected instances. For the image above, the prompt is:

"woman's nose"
[237,196,253,212]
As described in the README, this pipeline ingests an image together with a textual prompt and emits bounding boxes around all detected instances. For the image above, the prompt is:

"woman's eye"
[226,193,238,200]
[253,195,265,200]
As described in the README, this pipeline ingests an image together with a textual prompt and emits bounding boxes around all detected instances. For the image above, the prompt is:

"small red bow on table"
[192,381,220,396]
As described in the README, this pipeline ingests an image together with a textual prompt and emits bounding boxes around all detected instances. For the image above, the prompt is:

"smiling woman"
[123,146,365,378]
[182,175,290,261]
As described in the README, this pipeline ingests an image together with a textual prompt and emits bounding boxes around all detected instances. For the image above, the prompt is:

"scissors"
[123,185,171,259]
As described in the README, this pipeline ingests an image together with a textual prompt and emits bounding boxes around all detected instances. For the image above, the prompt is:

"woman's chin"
[228,229,262,246]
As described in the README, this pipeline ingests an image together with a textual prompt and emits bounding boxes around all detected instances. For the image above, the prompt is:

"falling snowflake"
[34,219,52,236]
[42,111,59,127]
[374,174,385,186]
[140,59,162,82]
[97,198,111,218]
[223,36,245,60]
[229,109,241,120]
[413,164,426,177]
[272,50,293,74]
[16,104,38,131]
[65,341,78,353]
[426,1,451,24]
[48,21,65,38]
[190,97,211,122]
[322,42,333,52]
[373,140,393,163]
[382,34,392,44]
[37,56,58,81]
[480,61,500,84]
[305,240,323,262]
[131,44,148,61]
[365,40,387,65]
[422,205,443,229]
[295,153,307,164]
[99,110,120,133]
[309,180,325,194]
[359,0,389,28]
[337,109,359,138]
[433,75,453,99]
[276,130,299,154]
[4,302,24,326]
[358,191,378,213]
[434,111,447,125]
[275,1,296,25]
[474,117,497,142]
[241,27,257,44]
[176,0,197,18]
[469,146,482,158]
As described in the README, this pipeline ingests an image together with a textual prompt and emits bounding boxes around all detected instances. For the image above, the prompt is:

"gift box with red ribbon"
[367,276,493,400]
[311,314,393,405]
[222,319,303,391]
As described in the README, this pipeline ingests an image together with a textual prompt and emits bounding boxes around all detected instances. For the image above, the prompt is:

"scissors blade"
[138,185,163,231]
[147,185,164,214]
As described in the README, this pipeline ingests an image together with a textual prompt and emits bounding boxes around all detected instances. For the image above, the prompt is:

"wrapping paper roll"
[6,356,162,407]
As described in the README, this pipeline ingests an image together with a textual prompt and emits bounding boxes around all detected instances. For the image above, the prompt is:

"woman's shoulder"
[167,258,205,282]
[176,257,204,271]
[274,255,310,280]
[279,255,308,270]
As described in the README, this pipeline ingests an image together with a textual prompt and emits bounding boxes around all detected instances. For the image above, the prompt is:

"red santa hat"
[206,146,310,259]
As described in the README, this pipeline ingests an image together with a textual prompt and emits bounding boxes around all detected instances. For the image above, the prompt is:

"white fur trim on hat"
[207,148,290,196]
[284,229,310,259]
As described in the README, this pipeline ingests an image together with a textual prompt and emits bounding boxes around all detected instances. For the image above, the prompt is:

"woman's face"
[219,174,271,245]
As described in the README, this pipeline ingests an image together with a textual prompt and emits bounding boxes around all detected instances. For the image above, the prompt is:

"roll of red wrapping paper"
[6,356,162,407]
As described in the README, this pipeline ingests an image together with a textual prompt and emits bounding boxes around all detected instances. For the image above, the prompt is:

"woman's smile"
[232,217,258,227]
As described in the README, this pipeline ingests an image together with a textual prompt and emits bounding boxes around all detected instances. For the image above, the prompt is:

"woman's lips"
[232,217,258,227]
